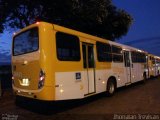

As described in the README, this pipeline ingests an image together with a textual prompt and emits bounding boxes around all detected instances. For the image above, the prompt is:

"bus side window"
[96,42,112,62]
[112,45,123,62]
[56,32,80,61]
[82,45,87,68]
[88,45,94,68]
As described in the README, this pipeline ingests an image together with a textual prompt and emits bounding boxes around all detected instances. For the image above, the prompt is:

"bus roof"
[14,22,148,54]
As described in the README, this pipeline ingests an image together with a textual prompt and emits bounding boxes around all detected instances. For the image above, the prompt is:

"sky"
[0,0,160,64]
[113,0,160,56]
[0,31,12,64]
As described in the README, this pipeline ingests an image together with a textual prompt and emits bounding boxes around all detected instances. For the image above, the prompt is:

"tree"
[0,0,133,40]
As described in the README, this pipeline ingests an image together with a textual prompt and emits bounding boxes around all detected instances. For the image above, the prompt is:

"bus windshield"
[13,27,39,56]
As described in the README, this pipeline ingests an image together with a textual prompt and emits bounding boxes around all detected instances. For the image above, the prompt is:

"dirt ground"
[0,78,160,120]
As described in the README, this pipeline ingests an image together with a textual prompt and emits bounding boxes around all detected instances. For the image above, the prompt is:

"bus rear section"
[12,23,55,101]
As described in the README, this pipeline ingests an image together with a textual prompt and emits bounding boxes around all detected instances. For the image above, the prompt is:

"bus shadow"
[15,77,158,115]
[115,76,159,94]
[15,93,106,115]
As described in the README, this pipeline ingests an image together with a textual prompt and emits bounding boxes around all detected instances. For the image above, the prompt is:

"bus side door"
[82,43,96,95]
[124,51,133,84]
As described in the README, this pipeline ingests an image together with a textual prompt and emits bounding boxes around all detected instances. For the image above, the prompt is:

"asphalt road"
[0,77,160,120]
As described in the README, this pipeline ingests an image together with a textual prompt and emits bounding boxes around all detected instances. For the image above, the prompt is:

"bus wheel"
[106,78,116,96]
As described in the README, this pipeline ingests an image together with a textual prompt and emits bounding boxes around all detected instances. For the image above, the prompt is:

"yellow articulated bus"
[12,22,159,101]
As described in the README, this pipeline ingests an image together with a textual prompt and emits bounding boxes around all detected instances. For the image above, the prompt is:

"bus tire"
[106,78,116,96]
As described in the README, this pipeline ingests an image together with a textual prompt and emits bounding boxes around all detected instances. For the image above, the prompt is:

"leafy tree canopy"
[0,0,133,40]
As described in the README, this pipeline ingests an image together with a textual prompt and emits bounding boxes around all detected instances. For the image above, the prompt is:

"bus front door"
[82,43,96,95]
[124,51,132,84]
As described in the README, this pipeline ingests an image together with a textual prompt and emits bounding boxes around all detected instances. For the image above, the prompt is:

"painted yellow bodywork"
[12,22,113,101]
[13,21,159,101]
[12,22,56,100]
[12,21,160,101]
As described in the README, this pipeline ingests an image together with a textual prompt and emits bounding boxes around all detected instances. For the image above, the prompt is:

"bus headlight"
[38,69,45,89]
